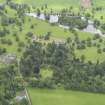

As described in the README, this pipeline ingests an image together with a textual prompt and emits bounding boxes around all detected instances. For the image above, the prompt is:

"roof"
[49,15,59,23]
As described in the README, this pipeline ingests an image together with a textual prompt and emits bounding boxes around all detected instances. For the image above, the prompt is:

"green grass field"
[40,68,53,79]
[1,15,105,62]
[28,88,105,105]
[15,0,80,9]
[1,0,105,12]
[76,47,105,63]
[0,13,93,54]
[15,0,105,8]
[14,0,105,21]
[0,0,105,104]
[0,0,105,62]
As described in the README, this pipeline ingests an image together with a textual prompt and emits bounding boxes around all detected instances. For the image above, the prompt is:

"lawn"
[14,0,105,21]
[0,14,93,55]
[15,0,80,8]
[1,14,105,62]
[28,88,105,105]
[40,68,53,79]
[0,2,105,62]
[75,47,105,63]
[93,0,105,8]
[15,0,105,8]
[23,16,94,40]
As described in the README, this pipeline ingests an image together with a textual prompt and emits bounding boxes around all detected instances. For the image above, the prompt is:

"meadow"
[13,0,105,22]
[28,88,105,105]
[0,5,93,56]
[1,0,105,12]
[14,0,105,8]
[0,0,105,104]
[15,0,80,10]
[1,5,105,62]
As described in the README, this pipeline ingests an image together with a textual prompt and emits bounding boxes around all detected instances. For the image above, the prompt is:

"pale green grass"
[15,0,80,7]
[23,17,93,40]
[93,0,105,8]
[28,88,105,105]
[40,68,53,79]
[0,15,104,62]
[0,5,104,62]
[14,0,105,8]
[0,0,5,3]
[0,64,5,68]
[5,5,17,17]
[75,47,105,63]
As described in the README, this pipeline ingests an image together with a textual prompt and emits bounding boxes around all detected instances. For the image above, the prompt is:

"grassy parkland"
[1,0,105,104]
[28,88,105,105]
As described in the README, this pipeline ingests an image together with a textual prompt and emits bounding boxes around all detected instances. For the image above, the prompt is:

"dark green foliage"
[29,77,55,89]
[94,19,100,28]
[26,32,33,37]
[20,41,105,93]
[0,66,17,105]
[59,16,88,29]
[36,8,41,16]
[101,23,105,30]
[0,30,6,37]
[44,32,52,40]
[0,48,6,55]
[20,42,43,76]
[0,39,12,45]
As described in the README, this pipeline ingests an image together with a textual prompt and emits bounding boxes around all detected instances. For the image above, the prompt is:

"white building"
[25,13,37,18]
[39,13,46,20]
[83,20,100,34]
[49,15,59,23]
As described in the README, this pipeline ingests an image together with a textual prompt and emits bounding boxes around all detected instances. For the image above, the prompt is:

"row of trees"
[59,16,88,29]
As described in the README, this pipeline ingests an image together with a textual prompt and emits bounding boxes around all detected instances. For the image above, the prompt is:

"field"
[14,0,105,22]
[76,46,105,63]
[1,0,105,104]
[14,0,105,8]
[28,88,105,105]
[2,16,105,62]
[0,4,93,55]
[0,5,105,62]
[1,0,105,11]
[15,0,80,10]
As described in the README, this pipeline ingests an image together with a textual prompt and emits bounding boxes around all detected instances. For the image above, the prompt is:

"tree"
[80,55,85,63]
[20,42,43,76]
[36,8,41,17]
